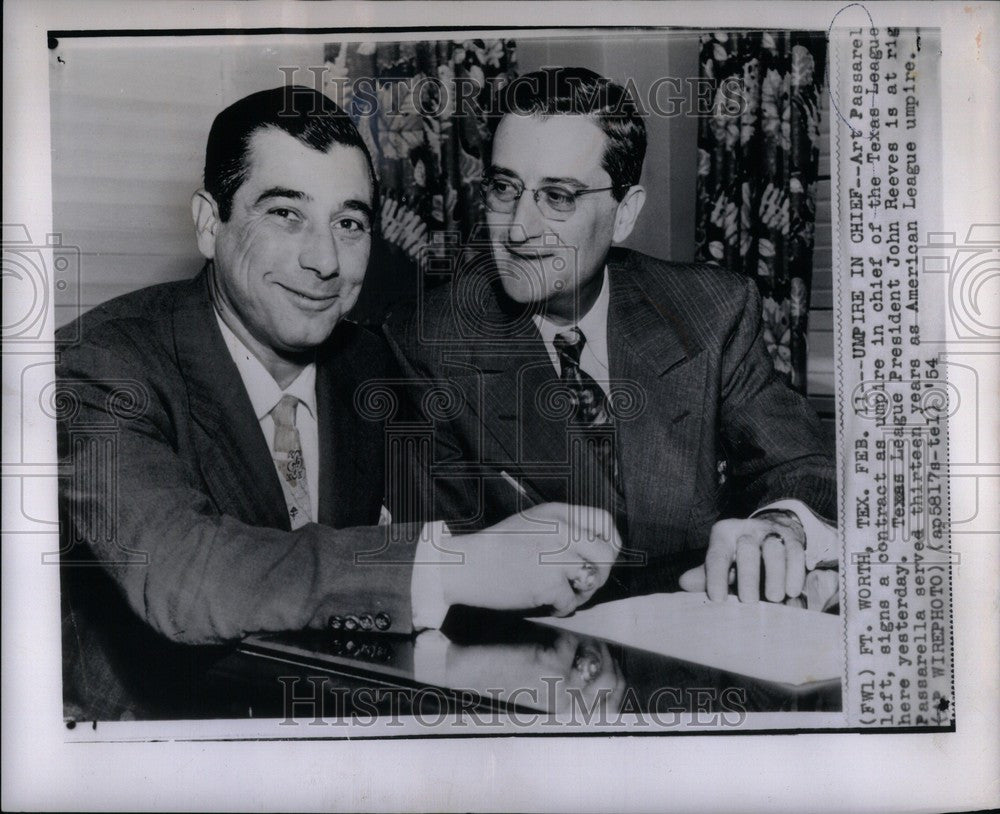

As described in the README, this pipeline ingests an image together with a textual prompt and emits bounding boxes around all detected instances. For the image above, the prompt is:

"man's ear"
[611,185,647,244]
[191,190,220,260]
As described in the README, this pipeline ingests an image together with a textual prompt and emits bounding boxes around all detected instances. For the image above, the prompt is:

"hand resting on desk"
[679,509,838,610]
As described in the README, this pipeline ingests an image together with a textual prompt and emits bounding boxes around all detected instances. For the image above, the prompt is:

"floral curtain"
[322,39,518,322]
[694,32,825,392]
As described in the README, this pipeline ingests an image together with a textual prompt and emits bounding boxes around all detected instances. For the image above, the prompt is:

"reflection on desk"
[535,592,843,686]
[206,603,841,722]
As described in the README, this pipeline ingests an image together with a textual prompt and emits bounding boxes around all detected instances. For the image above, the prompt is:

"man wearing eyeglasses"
[386,67,839,610]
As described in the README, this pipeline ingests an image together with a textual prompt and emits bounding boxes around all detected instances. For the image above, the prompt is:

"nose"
[299,223,340,278]
[506,189,547,244]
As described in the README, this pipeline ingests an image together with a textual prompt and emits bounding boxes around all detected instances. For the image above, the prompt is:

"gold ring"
[762,531,785,547]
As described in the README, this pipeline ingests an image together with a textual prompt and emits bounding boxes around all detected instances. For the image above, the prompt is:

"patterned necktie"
[553,327,626,518]
[553,327,611,425]
[271,394,312,530]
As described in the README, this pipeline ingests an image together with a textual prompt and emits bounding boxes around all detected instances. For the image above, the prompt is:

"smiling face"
[195,127,373,371]
[486,114,644,323]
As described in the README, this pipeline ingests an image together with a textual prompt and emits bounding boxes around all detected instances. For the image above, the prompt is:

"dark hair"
[204,85,378,221]
[488,67,647,200]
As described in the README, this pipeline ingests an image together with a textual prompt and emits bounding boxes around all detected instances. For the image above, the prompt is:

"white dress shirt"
[533,265,612,394]
[215,312,320,522]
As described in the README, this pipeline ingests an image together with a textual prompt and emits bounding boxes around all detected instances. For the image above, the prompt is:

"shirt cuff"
[410,520,456,630]
[754,498,838,570]
[412,630,451,686]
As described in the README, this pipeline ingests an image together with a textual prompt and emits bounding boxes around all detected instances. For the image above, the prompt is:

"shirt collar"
[214,310,317,422]
[533,266,611,367]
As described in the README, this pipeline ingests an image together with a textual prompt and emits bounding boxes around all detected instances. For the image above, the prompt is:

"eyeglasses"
[480,175,624,221]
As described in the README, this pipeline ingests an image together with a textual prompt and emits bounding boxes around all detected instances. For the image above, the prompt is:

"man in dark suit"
[56,85,619,721]
[385,68,838,608]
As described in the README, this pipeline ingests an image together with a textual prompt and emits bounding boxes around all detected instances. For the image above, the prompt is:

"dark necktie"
[553,327,626,519]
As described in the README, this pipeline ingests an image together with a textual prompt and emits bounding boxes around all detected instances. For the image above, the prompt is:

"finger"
[568,505,613,542]
[568,505,621,557]
[569,507,616,550]
[761,533,786,602]
[735,534,760,603]
[705,524,737,601]
[679,565,706,593]
[572,585,600,609]
[804,569,839,612]
[526,502,566,522]
[571,536,617,582]
[563,549,611,594]
[570,566,608,607]
[784,532,806,598]
[550,580,579,617]
[570,560,600,593]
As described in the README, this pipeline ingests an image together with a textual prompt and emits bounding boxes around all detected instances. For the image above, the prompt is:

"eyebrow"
[254,187,310,206]
[489,166,589,189]
[254,188,374,221]
[342,199,374,222]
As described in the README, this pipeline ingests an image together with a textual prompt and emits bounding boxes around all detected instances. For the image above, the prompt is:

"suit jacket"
[56,269,419,720]
[384,248,837,594]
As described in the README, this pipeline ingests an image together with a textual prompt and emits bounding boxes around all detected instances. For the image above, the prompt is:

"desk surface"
[205,605,842,720]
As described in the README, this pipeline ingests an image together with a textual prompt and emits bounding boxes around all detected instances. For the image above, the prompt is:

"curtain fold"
[323,39,518,321]
[694,32,825,392]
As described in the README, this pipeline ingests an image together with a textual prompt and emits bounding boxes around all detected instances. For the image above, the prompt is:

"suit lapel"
[315,357,341,526]
[315,331,383,527]
[606,251,709,555]
[446,282,572,504]
[173,270,290,531]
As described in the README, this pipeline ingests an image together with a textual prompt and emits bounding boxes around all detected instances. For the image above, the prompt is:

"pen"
[499,469,530,499]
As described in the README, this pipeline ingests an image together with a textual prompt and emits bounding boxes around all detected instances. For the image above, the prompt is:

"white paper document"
[534,593,843,687]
